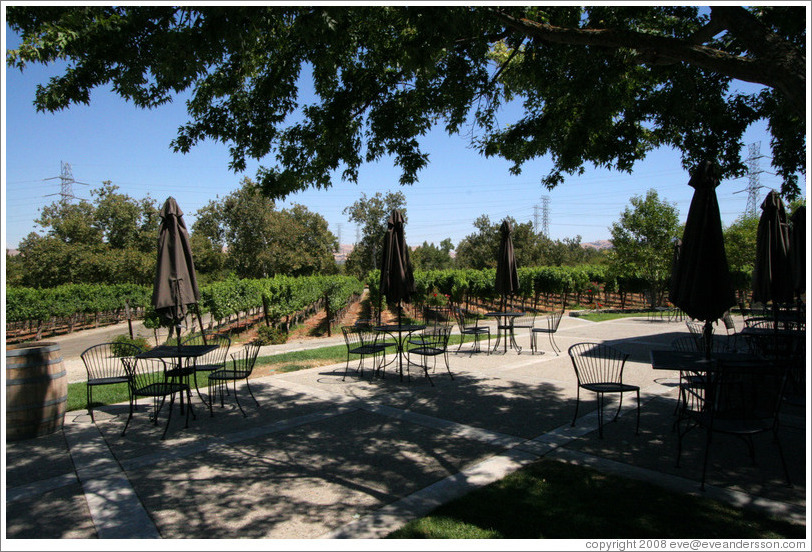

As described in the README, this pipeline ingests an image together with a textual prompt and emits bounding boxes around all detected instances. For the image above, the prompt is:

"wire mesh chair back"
[568,342,629,387]
[81,342,143,383]
[685,320,707,339]
[182,333,231,372]
[349,325,383,350]
[454,308,478,331]
[231,342,262,378]
[122,357,172,397]
[415,324,452,351]
[511,309,536,330]
[545,310,565,333]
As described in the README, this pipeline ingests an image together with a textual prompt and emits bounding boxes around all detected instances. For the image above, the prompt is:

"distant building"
[6,248,20,256]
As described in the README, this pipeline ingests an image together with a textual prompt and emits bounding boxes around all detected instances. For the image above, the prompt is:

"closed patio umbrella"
[789,205,805,306]
[495,219,519,311]
[152,197,200,344]
[668,161,736,358]
[379,210,415,379]
[752,191,794,309]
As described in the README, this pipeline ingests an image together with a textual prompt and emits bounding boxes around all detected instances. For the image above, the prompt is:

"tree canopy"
[7,5,805,199]
[9,182,159,287]
[343,190,406,277]
[608,189,680,307]
[192,178,338,279]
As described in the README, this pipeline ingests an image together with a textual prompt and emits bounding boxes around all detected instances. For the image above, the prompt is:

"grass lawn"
[577,311,658,322]
[387,458,805,539]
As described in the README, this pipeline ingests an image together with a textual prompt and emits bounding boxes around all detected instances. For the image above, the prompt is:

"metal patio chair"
[568,342,640,438]
[208,342,262,417]
[81,342,143,422]
[121,357,189,440]
[531,310,564,355]
[453,307,491,354]
[675,357,791,490]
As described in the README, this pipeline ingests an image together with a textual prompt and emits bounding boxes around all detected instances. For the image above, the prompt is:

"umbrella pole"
[398,302,403,382]
[702,321,713,360]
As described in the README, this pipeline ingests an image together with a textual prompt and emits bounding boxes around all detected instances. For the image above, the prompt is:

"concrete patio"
[4,314,807,541]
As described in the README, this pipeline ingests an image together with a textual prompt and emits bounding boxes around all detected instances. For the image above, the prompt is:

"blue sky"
[2,20,806,252]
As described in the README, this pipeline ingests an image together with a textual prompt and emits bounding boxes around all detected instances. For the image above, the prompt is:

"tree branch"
[490,8,804,117]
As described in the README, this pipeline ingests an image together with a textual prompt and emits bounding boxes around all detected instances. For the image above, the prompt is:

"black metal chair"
[182,332,231,402]
[453,307,490,354]
[409,306,454,349]
[208,342,262,417]
[720,311,741,351]
[668,336,726,418]
[568,342,639,438]
[341,325,387,380]
[407,325,453,386]
[675,357,791,490]
[121,357,190,439]
[531,310,564,355]
[81,342,143,421]
[510,310,536,352]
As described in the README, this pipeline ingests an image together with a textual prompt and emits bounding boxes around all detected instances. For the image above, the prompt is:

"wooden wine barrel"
[6,342,67,441]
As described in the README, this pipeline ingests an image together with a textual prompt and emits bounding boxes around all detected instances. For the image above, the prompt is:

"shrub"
[111,334,151,356]
[254,325,287,346]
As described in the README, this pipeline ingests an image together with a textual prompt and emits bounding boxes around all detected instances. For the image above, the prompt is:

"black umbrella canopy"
[669,161,736,324]
[379,210,415,308]
[752,191,794,306]
[152,197,200,327]
[789,205,805,301]
[495,219,519,309]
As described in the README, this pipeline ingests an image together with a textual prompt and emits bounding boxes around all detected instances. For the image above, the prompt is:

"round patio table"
[485,312,524,353]
[374,324,426,381]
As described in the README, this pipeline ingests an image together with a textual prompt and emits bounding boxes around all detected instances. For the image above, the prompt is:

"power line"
[540,195,550,238]
[742,142,767,217]
[42,161,89,205]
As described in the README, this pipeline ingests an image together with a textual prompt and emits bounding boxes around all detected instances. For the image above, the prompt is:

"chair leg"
[549,333,561,356]
[635,389,640,435]
[613,392,624,423]
[597,392,604,438]
[209,374,214,418]
[571,387,580,426]
[700,427,713,490]
[121,394,135,436]
[245,378,259,408]
[161,393,176,440]
[88,386,94,422]
[233,378,246,417]
[773,428,792,486]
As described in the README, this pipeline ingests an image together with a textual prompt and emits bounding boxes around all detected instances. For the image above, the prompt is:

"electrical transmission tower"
[540,195,550,238]
[43,161,88,204]
[533,205,540,233]
[744,142,765,217]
